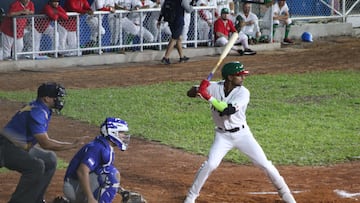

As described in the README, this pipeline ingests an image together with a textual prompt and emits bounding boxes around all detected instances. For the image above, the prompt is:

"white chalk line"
[248,190,305,195]
[334,189,360,199]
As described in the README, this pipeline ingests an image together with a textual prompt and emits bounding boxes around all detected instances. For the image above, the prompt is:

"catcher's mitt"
[52,196,70,203]
[120,190,147,203]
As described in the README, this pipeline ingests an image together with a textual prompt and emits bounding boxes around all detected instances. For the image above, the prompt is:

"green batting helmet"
[221,61,249,79]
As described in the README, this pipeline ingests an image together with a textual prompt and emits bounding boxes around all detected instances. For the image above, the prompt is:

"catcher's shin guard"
[95,166,120,203]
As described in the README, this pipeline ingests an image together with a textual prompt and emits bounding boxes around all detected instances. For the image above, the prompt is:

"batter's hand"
[198,80,211,100]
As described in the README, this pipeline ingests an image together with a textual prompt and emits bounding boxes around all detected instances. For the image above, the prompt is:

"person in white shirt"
[109,0,154,46]
[263,0,293,44]
[237,2,261,43]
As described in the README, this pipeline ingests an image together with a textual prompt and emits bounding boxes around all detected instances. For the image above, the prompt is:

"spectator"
[63,117,130,203]
[182,11,191,48]
[237,2,261,44]
[215,0,235,21]
[111,0,154,47]
[61,0,93,56]
[0,82,87,203]
[127,0,155,42]
[196,0,216,43]
[159,0,193,65]
[214,8,256,55]
[87,0,116,47]
[263,0,293,44]
[1,0,34,60]
[34,0,68,58]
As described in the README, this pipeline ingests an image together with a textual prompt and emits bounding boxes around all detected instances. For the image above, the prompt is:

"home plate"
[334,189,360,199]
[248,190,305,195]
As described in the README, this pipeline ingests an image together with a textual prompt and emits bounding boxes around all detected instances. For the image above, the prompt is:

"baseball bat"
[206,32,239,81]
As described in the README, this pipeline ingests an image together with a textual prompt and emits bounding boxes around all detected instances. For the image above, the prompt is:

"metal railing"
[1,1,359,61]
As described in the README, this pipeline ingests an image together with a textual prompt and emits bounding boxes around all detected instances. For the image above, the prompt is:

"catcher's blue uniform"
[0,99,57,203]
[64,136,120,203]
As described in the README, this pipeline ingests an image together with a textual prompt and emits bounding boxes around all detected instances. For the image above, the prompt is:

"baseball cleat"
[282,38,295,44]
[243,48,256,55]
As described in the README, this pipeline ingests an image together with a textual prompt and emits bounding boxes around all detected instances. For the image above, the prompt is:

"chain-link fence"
[1,1,359,61]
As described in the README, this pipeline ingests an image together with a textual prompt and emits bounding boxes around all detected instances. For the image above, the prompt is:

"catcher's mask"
[37,82,66,112]
[100,117,130,151]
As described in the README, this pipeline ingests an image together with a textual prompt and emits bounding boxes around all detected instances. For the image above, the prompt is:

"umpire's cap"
[221,61,249,79]
[37,82,66,98]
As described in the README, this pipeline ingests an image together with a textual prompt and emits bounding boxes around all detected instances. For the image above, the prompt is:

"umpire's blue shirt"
[3,99,52,151]
[64,136,115,180]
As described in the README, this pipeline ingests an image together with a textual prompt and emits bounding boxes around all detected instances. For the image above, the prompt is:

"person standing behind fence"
[237,2,261,44]
[158,0,193,65]
[197,0,216,43]
[60,0,93,56]
[0,0,34,60]
[34,0,68,58]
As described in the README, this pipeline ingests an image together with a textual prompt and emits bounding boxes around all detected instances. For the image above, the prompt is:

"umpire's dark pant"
[0,136,57,203]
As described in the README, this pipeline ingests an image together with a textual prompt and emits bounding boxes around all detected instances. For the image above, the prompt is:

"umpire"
[0,82,87,203]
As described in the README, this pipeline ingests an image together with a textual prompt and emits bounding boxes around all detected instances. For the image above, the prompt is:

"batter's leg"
[233,128,296,203]
[185,131,233,203]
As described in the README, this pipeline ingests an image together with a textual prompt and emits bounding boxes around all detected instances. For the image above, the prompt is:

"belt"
[218,125,245,133]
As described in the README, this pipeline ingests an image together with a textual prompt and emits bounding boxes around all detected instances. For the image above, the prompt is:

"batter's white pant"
[58,25,78,56]
[2,33,23,59]
[215,31,249,50]
[186,126,292,201]
[33,26,58,55]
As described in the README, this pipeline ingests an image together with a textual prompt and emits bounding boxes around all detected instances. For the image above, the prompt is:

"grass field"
[1,70,359,166]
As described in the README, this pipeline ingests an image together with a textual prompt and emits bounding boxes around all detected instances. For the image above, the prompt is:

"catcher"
[62,117,146,203]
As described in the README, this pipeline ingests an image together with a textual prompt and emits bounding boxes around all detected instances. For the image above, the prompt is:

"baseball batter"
[184,62,296,203]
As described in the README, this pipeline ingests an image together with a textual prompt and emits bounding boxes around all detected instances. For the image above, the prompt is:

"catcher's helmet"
[221,61,249,79]
[301,32,313,42]
[37,82,66,111]
[100,117,130,151]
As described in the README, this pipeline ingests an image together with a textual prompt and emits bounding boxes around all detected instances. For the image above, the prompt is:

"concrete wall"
[268,22,353,42]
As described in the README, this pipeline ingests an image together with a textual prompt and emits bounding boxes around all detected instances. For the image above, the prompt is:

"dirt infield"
[0,36,359,203]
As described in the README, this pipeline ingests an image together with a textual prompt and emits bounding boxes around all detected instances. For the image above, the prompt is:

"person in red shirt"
[1,0,34,60]
[33,0,68,58]
[214,8,256,55]
[57,0,93,56]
